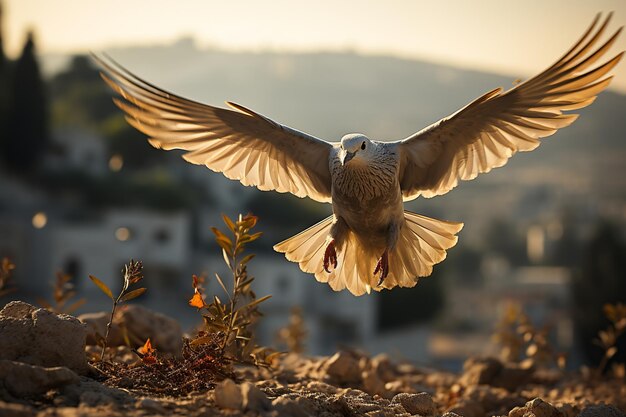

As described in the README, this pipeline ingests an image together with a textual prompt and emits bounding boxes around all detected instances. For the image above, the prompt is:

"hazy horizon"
[4,0,626,93]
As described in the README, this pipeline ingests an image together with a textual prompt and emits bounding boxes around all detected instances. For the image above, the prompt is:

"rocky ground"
[1,300,625,417]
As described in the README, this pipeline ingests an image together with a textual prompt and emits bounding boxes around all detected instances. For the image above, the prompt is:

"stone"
[370,354,397,382]
[323,351,362,384]
[392,392,436,416]
[578,404,626,417]
[272,396,315,417]
[213,378,242,410]
[0,301,88,374]
[137,398,166,414]
[0,401,36,417]
[447,399,486,417]
[78,312,123,347]
[459,357,503,386]
[509,398,562,417]
[362,370,386,396]
[116,305,183,355]
[241,382,270,411]
[80,306,183,355]
[459,356,533,391]
[79,390,116,407]
[492,362,535,391]
[0,360,79,397]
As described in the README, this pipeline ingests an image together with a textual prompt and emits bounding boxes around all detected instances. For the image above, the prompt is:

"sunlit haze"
[4,0,626,92]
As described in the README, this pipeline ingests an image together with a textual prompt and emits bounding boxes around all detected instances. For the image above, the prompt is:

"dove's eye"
[361,142,366,150]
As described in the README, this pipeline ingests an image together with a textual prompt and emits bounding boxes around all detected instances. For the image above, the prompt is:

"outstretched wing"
[95,55,334,203]
[396,13,623,201]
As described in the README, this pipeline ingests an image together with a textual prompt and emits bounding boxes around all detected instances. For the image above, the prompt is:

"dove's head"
[340,133,373,166]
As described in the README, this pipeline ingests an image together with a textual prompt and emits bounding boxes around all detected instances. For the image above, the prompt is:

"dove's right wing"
[395,13,623,201]
[96,55,334,203]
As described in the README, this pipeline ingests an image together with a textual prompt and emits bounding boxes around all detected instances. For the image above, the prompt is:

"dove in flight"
[95,13,623,296]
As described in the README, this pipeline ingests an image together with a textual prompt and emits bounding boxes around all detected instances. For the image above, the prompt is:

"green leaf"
[237,295,272,314]
[190,336,215,346]
[89,275,113,300]
[240,254,256,266]
[215,273,230,298]
[211,227,232,246]
[222,248,232,269]
[120,287,147,302]
[222,214,236,233]
[247,232,263,243]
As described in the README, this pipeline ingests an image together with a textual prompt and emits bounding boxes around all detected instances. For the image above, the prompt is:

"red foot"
[323,239,338,273]
[374,250,389,286]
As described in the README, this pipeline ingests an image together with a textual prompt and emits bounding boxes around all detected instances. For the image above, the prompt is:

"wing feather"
[95,54,334,203]
[396,13,623,200]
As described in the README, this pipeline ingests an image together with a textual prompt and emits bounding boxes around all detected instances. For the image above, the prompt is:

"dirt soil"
[1,301,625,417]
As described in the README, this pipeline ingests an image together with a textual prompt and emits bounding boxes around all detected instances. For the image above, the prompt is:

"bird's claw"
[374,250,389,286]
[323,239,338,273]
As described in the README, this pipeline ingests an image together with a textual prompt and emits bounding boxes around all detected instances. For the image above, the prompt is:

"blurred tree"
[484,218,526,266]
[2,32,49,174]
[50,54,166,169]
[0,1,8,160]
[571,220,626,366]
[551,208,581,267]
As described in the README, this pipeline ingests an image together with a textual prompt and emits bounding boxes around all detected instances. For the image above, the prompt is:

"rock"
[441,413,463,417]
[323,351,362,384]
[213,378,242,410]
[272,396,316,417]
[370,354,397,382]
[79,390,116,407]
[392,392,436,416]
[0,360,79,397]
[78,312,123,346]
[447,399,486,417]
[492,362,535,391]
[61,377,134,408]
[80,306,183,355]
[509,398,562,417]
[116,305,183,355]
[459,357,503,386]
[0,401,36,417]
[578,404,626,417]
[241,382,270,411]
[459,357,533,391]
[0,301,88,374]
[362,370,386,396]
[137,398,166,414]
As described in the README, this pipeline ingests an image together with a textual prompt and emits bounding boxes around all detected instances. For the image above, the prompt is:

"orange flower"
[189,288,205,309]
[138,338,157,364]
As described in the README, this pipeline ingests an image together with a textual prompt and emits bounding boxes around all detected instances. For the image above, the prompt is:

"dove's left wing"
[95,55,334,203]
[396,13,623,201]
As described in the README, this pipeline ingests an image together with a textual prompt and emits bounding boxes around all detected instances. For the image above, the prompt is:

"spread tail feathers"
[273,211,463,296]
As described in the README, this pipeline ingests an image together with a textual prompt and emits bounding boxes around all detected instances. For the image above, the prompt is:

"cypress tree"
[2,31,49,174]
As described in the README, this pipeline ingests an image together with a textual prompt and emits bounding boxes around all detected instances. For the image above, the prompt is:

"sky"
[3,0,626,92]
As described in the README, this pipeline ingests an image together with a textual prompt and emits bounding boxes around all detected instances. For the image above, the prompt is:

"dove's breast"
[330,146,403,236]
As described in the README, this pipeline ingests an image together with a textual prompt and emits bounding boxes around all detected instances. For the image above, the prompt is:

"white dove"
[96,13,623,296]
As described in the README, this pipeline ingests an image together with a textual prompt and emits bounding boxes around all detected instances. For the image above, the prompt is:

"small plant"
[276,306,308,354]
[492,302,565,369]
[189,214,278,367]
[594,303,626,376]
[38,270,86,314]
[0,257,16,298]
[89,259,146,361]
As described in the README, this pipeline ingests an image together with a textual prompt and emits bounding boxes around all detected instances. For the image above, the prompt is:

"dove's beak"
[342,151,356,165]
